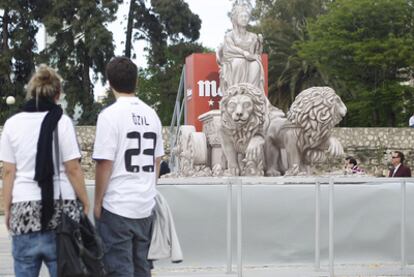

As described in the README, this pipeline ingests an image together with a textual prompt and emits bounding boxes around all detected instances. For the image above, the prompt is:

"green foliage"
[141,42,209,125]
[151,0,201,42]
[124,0,201,66]
[0,0,118,125]
[298,0,414,126]
[254,0,330,111]
[137,69,161,109]
[122,0,203,124]
[0,1,204,126]
[100,69,162,110]
[100,87,115,108]
[100,42,210,126]
[0,0,46,124]
[40,0,118,125]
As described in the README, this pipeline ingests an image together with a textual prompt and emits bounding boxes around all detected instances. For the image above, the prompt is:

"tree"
[0,0,48,124]
[99,42,211,125]
[298,0,414,126]
[145,42,210,125]
[123,0,201,64]
[254,0,330,111]
[0,0,205,126]
[101,42,211,125]
[121,0,203,124]
[40,0,118,124]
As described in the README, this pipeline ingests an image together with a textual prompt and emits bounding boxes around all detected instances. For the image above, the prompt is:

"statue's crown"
[232,0,253,15]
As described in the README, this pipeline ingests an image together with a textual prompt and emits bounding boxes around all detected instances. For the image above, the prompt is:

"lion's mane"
[220,83,268,153]
[286,87,346,164]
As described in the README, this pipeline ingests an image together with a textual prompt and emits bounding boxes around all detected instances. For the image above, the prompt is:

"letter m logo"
[198,80,218,97]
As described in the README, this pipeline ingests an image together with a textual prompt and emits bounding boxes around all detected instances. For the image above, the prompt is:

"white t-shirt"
[0,112,81,202]
[93,96,164,219]
[409,116,414,127]
[392,163,401,177]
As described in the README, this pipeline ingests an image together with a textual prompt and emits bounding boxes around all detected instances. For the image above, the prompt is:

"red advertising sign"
[185,53,268,131]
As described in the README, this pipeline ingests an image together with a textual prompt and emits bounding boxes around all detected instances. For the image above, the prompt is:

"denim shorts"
[12,231,57,277]
[96,208,153,277]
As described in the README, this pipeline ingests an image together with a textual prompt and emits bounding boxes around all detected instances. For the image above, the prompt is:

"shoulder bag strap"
[53,125,63,206]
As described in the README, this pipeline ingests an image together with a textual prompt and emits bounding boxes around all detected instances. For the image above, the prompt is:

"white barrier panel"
[81,177,414,271]
[3,176,414,276]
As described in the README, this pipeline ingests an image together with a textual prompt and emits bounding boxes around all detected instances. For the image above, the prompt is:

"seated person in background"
[344,156,364,174]
[389,151,411,177]
[409,113,414,127]
[344,156,352,174]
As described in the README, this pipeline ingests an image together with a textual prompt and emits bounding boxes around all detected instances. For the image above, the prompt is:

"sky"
[94,0,235,98]
[35,1,236,98]
[108,0,234,60]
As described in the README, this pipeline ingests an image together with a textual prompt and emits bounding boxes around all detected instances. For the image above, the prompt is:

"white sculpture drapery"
[217,2,264,93]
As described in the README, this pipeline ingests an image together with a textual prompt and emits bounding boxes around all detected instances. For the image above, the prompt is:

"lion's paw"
[266,169,282,176]
[245,137,265,162]
[327,137,344,157]
[224,167,240,176]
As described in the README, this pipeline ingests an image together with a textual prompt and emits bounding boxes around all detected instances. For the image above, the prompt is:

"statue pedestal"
[198,110,223,169]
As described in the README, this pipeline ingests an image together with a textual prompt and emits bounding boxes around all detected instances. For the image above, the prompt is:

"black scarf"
[23,98,63,230]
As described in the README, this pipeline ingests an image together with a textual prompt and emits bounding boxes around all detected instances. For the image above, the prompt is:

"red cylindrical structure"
[185,53,268,131]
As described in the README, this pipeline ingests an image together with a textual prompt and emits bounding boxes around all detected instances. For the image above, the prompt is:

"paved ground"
[0,218,13,277]
[1,215,413,277]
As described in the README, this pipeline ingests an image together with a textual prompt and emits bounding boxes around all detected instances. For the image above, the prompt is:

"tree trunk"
[389,110,396,127]
[82,52,93,107]
[23,17,37,82]
[125,0,135,58]
[1,8,9,51]
[373,109,380,126]
[0,8,12,90]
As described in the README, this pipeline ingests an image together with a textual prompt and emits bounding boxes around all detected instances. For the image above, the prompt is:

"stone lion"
[265,87,347,176]
[219,83,284,176]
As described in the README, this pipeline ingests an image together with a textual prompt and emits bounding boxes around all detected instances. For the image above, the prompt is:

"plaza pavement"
[0,216,411,277]
[0,216,14,277]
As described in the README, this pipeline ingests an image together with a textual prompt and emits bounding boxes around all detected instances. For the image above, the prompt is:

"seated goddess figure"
[217,1,265,94]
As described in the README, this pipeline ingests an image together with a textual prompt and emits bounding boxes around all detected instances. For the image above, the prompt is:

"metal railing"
[168,66,186,173]
[156,176,414,277]
[2,176,413,276]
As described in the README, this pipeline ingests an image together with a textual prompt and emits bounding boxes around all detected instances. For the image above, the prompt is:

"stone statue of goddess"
[217,1,264,93]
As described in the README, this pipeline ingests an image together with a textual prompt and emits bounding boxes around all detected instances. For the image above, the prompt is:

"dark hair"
[394,151,405,163]
[106,57,138,93]
[348,158,357,166]
[345,156,353,161]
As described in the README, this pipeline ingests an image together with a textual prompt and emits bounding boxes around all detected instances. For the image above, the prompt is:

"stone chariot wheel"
[176,125,196,154]
[187,132,208,165]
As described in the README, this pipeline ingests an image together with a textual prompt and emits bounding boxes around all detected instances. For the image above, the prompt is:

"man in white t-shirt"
[93,57,164,277]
